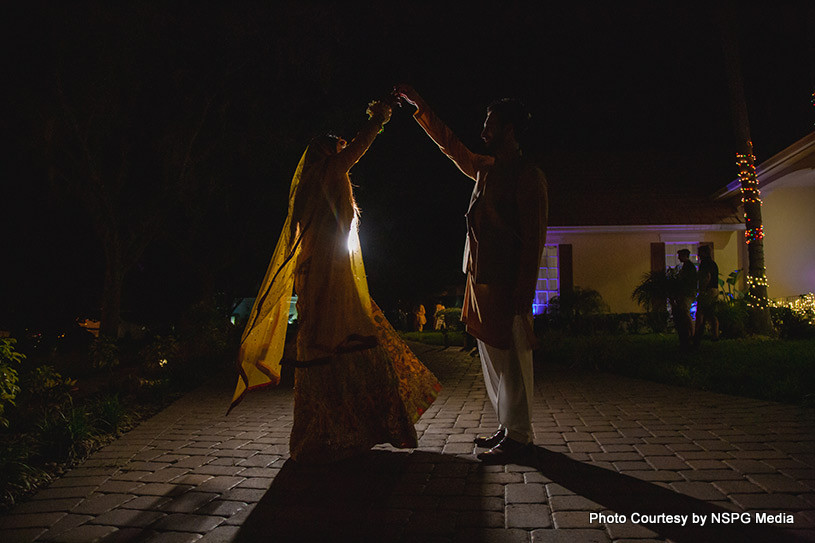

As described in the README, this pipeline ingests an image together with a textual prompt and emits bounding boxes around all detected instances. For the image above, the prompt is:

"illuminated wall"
[761,172,815,298]
[534,245,559,315]
[547,226,742,313]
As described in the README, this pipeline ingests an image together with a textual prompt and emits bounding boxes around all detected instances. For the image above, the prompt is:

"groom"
[395,85,548,462]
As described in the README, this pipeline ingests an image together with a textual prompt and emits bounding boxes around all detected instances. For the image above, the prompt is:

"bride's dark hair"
[291,133,356,240]
[304,134,341,166]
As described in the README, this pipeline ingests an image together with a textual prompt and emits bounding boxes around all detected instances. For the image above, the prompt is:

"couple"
[230,85,548,465]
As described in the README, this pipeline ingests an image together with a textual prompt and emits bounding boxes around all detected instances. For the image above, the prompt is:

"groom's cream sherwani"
[412,105,547,443]
[413,107,547,348]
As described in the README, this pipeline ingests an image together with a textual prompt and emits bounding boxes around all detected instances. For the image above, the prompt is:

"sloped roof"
[548,189,742,227]
[540,150,741,227]
[716,131,815,200]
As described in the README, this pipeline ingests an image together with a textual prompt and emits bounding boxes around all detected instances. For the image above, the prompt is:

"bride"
[230,100,440,463]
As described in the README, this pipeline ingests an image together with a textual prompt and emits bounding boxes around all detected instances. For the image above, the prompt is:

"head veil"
[227,148,309,414]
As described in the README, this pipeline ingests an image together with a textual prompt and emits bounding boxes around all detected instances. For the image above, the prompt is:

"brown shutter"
[651,242,666,273]
[558,244,573,294]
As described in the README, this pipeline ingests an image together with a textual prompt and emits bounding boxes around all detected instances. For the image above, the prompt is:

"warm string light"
[747,275,769,288]
[736,148,764,244]
[812,91,815,125]
[745,274,770,309]
[771,293,815,325]
[735,143,772,311]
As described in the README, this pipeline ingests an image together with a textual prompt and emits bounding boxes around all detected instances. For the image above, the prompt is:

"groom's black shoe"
[477,437,532,464]
[474,428,505,449]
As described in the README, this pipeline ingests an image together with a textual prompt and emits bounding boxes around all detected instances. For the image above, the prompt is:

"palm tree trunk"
[720,5,773,334]
[100,242,124,339]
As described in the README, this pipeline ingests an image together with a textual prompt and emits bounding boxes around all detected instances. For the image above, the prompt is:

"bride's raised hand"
[367,100,392,124]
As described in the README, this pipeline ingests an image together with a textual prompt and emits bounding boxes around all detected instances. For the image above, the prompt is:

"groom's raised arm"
[396,85,490,182]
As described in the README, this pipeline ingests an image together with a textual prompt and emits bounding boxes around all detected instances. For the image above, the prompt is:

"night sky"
[2,2,813,332]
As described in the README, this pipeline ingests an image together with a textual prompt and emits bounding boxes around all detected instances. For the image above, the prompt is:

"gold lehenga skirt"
[289,302,441,464]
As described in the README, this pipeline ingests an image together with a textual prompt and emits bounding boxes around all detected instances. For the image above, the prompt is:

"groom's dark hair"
[487,98,531,142]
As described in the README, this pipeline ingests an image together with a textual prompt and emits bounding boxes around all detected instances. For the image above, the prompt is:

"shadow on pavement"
[528,446,810,543]
[234,449,428,542]
[233,445,811,542]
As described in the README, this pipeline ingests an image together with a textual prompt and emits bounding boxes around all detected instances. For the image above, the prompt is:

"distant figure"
[230,100,440,464]
[675,249,697,349]
[433,301,446,330]
[694,245,720,345]
[414,304,427,332]
[395,84,548,463]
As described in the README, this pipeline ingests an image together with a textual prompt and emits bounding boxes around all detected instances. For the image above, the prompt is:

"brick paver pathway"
[2,342,814,542]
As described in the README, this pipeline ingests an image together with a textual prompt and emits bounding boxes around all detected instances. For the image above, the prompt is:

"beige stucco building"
[533,131,814,315]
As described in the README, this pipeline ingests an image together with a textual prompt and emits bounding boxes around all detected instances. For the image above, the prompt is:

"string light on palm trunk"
[745,225,764,244]
[736,142,770,310]
[736,146,764,244]
[746,274,770,309]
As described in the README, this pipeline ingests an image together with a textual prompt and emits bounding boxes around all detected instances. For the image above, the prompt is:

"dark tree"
[43,30,222,338]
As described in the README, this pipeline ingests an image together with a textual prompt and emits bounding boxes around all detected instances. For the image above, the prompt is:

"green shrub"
[536,312,665,337]
[632,269,690,334]
[772,307,815,340]
[90,335,119,371]
[25,365,77,415]
[0,435,42,507]
[719,269,744,303]
[544,287,609,333]
[92,394,128,433]
[138,335,180,375]
[536,332,815,405]
[400,331,467,347]
[177,300,235,368]
[36,404,95,462]
[134,376,174,404]
[716,298,749,338]
[437,307,465,332]
[0,338,25,428]
[549,287,608,318]
[644,308,670,333]
[712,269,748,338]
[632,269,687,310]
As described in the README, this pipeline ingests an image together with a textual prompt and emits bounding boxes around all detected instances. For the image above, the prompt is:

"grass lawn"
[403,329,815,406]
[538,332,815,407]
[400,331,467,346]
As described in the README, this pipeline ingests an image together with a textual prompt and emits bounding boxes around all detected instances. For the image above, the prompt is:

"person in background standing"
[414,304,427,332]
[694,245,720,345]
[675,248,697,349]
[434,301,446,330]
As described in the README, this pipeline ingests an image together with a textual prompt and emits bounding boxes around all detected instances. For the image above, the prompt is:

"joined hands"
[393,84,421,110]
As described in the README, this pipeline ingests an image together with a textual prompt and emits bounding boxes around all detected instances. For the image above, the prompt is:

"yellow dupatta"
[228,149,305,413]
[228,145,375,413]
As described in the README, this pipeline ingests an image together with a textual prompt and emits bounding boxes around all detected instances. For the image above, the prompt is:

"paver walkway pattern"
[2,342,814,542]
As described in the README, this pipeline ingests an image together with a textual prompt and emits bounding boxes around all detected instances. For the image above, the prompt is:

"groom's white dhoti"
[478,315,535,443]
